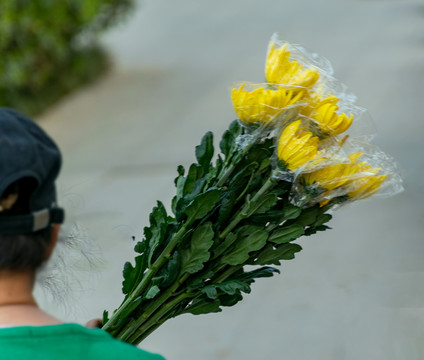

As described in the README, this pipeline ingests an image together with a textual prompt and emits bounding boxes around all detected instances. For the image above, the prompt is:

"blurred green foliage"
[0,0,134,115]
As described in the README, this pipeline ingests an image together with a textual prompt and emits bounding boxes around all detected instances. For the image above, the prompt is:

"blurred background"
[2,0,423,359]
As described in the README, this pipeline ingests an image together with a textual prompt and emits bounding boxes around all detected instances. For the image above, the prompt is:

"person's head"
[0,108,64,272]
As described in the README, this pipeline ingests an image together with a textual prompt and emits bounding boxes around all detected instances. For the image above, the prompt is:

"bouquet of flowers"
[101,34,403,345]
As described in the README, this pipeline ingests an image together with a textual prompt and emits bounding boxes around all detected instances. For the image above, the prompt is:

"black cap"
[0,108,64,234]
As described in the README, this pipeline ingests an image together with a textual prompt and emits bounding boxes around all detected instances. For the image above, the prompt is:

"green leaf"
[254,243,302,266]
[235,266,280,285]
[174,165,185,186]
[249,209,286,226]
[167,298,192,319]
[122,261,135,295]
[122,255,147,295]
[259,158,271,172]
[205,155,223,188]
[181,222,215,275]
[220,292,243,307]
[304,224,331,236]
[184,189,221,223]
[269,224,305,244]
[186,270,215,290]
[243,193,278,217]
[175,170,185,198]
[202,286,218,299]
[102,310,109,325]
[217,280,251,295]
[177,165,185,176]
[182,298,222,315]
[120,296,143,319]
[201,280,251,302]
[171,195,179,216]
[183,163,203,196]
[217,189,237,226]
[255,193,278,214]
[282,204,302,220]
[152,251,181,288]
[228,162,257,188]
[195,131,214,171]
[164,251,181,287]
[220,130,233,159]
[221,226,268,266]
[245,142,273,165]
[277,243,302,260]
[134,239,147,254]
[312,213,332,227]
[247,174,267,194]
[212,232,237,259]
[145,285,160,300]
[146,201,169,266]
[295,206,321,226]
[220,120,242,159]
[190,177,207,199]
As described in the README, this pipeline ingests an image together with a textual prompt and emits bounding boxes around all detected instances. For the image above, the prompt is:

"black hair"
[0,178,52,271]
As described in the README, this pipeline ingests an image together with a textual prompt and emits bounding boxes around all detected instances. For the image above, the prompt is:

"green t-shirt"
[0,323,165,360]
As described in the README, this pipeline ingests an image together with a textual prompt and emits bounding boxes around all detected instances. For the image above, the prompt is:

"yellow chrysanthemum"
[231,84,304,125]
[308,96,353,136]
[301,152,386,204]
[277,120,319,171]
[302,152,364,192]
[347,173,387,200]
[266,42,320,89]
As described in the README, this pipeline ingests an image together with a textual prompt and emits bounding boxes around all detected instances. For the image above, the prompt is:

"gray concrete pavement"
[35,0,424,359]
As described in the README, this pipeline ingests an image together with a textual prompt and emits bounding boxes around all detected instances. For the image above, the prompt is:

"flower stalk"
[103,221,191,333]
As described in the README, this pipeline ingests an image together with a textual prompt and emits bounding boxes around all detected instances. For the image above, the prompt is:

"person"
[0,108,165,359]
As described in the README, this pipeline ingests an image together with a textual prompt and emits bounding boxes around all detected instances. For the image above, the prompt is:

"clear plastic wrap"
[266,35,376,141]
[332,138,404,199]
[290,138,404,208]
[230,34,403,208]
[266,33,333,86]
[231,82,309,127]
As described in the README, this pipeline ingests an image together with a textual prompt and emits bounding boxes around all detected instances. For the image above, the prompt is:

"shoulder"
[88,329,165,360]
[72,325,166,360]
[0,324,165,360]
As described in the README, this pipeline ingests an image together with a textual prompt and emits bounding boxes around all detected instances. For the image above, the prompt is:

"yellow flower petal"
[232,84,305,125]
[347,174,387,200]
[277,120,319,171]
[309,97,353,136]
[300,152,387,204]
[265,41,320,89]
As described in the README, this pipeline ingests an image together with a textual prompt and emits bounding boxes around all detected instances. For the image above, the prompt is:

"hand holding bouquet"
[102,35,403,345]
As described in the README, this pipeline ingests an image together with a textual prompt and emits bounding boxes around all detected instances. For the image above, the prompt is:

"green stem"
[212,265,243,284]
[126,265,245,344]
[109,318,134,337]
[217,163,236,187]
[129,318,166,345]
[234,168,256,203]
[129,265,245,344]
[116,273,191,342]
[128,262,245,345]
[103,222,191,333]
[216,133,259,187]
[219,173,277,240]
[126,291,196,345]
[129,262,243,345]
[266,222,279,232]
